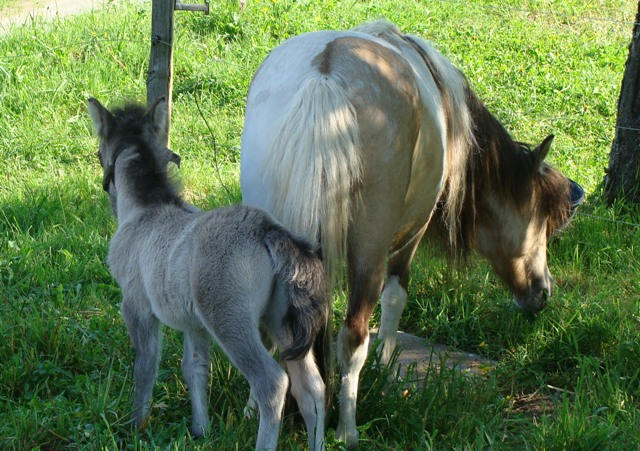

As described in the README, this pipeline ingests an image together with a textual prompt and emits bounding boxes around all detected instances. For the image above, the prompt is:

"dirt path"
[369,330,494,380]
[0,0,103,32]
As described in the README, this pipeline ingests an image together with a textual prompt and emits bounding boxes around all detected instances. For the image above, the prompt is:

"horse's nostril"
[539,288,549,309]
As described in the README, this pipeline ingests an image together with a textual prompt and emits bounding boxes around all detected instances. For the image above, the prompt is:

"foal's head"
[88,97,181,215]
[470,134,583,316]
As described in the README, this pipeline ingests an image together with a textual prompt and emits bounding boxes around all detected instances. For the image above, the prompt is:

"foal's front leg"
[121,299,162,429]
[182,328,211,437]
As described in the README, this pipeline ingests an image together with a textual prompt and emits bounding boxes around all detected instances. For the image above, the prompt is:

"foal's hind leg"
[182,328,211,437]
[227,334,288,450]
[121,298,162,429]
[206,315,288,450]
[285,352,326,451]
[378,224,428,365]
[244,331,276,420]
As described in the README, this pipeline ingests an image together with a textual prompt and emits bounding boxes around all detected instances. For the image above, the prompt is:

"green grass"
[1,0,639,448]
[0,0,17,12]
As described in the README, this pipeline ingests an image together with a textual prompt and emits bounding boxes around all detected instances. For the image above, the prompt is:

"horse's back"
[241,24,450,259]
[241,29,368,211]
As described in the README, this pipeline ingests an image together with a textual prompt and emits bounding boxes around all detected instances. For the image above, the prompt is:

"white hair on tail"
[264,75,361,284]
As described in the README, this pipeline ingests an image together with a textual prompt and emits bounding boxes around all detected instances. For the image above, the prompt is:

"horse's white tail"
[264,76,361,285]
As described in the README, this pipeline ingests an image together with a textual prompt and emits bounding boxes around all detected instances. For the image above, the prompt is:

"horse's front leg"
[378,224,427,365]
[121,298,162,429]
[337,264,385,449]
[182,328,211,438]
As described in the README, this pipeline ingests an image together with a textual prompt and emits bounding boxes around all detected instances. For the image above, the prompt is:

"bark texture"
[604,2,640,204]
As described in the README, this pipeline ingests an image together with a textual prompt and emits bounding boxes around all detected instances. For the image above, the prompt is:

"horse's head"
[472,135,583,316]
[88,97,181,215]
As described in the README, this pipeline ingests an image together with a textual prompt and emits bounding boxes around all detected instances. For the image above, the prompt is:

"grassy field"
[0,0,16,11]
[1,0,639,448]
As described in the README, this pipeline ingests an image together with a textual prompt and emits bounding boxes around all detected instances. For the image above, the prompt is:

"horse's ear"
[533,134,554,170]
[148,97,168,133]
[87,98,112,137]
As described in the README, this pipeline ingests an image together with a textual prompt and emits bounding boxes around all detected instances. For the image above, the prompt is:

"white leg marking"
[378,276,408,365]
[336,324,370,448]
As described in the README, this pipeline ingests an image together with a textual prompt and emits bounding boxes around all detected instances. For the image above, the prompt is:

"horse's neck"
[467,94,515,170]
[112,149,186,222]
[114,180,147,225]
[112,158,158,223]
[114,179,197,225]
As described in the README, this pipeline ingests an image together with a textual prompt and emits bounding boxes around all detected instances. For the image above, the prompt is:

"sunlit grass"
[1,0,639,448]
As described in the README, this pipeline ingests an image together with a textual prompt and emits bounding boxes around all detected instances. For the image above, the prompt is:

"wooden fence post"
[147,0,175,147]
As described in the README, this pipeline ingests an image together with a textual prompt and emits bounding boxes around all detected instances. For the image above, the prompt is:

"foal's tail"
[263,227,330,362]
[264,76,361,287]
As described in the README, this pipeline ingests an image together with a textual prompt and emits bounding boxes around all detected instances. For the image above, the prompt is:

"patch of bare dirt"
[506,391,557,422]
[369,329,496,380]
[0,0,104,32]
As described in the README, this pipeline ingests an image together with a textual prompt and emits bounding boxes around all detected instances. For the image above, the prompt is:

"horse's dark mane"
[465,88,538,205]
[429,86,572,260]
[109,104,183,208]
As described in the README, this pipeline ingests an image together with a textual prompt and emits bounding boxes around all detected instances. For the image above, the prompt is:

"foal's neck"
[113,141,183,220]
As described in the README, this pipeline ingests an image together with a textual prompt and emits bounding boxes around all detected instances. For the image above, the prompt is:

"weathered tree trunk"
[147,0,174,147]
[604,1,640,204]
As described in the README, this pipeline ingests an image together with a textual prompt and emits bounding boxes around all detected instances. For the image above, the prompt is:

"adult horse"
[240,21,582,447]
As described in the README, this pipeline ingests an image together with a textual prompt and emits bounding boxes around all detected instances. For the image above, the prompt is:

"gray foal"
[88,97,327,450]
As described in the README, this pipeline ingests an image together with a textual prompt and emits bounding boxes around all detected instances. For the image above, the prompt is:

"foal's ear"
[533,134,554,170]
[169,149,181,167]
[148,97,168,134]
[87,98,112,137]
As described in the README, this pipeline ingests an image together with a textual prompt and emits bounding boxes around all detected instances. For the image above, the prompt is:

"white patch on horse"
[378,275,408,365]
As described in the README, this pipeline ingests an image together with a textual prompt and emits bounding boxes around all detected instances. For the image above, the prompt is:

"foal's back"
[108,204,280,331]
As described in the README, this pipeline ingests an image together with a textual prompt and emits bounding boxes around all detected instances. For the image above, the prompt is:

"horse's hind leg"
[209,317,288,450]
[182,328,211,437]
[233,337,288,450]
[121,298,161,428]
[285,351,326,450]
[378,224,428,365]
[337,258,386,448]
[244,331,276,420]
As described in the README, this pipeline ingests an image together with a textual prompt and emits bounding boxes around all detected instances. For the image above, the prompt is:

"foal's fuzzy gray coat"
[88,97,327,450]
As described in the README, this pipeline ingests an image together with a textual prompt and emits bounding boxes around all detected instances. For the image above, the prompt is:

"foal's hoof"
[191,424,209,439]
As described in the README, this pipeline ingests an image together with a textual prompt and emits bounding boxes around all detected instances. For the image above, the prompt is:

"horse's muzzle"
[514,271,553,318]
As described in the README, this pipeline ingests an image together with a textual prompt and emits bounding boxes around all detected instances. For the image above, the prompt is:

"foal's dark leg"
[336,258,386,448]
[121,299,162,429]
[378,224,428,364]
[182,329,211,437]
